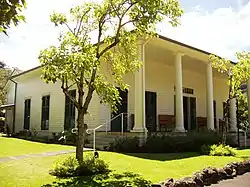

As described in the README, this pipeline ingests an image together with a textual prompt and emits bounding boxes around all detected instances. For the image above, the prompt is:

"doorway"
[111,89,128,132]
[145,91,157,132]
[24,99,31,130]
[183,96,196,131]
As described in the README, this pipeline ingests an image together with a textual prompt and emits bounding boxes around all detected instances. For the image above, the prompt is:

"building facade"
[3,35,249,137]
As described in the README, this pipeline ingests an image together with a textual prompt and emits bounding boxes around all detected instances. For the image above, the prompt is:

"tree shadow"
[122,152,201,161]
[234,155,250,160]
[41,172,151,187]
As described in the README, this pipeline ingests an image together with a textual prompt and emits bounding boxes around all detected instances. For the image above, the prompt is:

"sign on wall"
[174,86,194,95]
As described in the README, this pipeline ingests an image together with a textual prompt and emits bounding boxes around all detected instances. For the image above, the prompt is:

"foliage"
[50,155,109,177]
[50,156,79,177]
[238,94,249,129]
[142,132,225,153]
[209,144,237,156]
[200,144,211,155]
[210,53,250,99]
[109,136,140,152]
[210,53,250,144]
[0,62,12,106]
[30,127,38,137]
[0,0,26,34]
[108,132,235,153]
[17,129,32,137]
[39,0,183,162]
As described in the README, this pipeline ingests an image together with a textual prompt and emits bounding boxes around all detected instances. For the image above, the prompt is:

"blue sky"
[1,0,250,70]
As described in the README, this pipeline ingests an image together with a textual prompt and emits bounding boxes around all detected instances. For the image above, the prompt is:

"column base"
[130,129,147,146]
[175,127,186,132]
[229,128,238,132]
[131,127,148,133]
[207,127,215,131]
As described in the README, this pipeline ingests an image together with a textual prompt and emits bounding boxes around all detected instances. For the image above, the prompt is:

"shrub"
[30,127,38,137]
[78,156,109,175]
[109,136,140,153]
[108,132,235,153]
[50,155,109,177]
[200,144,211,155]
[143,132,226,153]
[209,144,237,156]
[17,130,32,137]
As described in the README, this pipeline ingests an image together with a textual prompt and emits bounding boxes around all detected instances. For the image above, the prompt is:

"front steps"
[85,132,131,150]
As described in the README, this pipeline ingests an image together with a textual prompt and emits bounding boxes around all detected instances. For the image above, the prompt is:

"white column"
[248,79,250,124]
[133,43,147,132]
[175,52,185,132]
[206,62,215,130]
[229,98,237,132]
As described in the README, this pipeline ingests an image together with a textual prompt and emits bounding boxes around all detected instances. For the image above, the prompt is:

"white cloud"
[158,1,250,61]
[1,1,250,70]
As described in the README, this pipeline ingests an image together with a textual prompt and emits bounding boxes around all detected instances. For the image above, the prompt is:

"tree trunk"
[76,109,85,163]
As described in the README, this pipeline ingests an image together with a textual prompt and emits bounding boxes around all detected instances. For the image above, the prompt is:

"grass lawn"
[0,147,250,187]
[0,136,74,157]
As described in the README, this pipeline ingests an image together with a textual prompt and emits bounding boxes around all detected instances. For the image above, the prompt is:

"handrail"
[69,112,129,151]
[90,112,128,151]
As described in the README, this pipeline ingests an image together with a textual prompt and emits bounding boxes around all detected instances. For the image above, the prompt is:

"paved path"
[0,148,93,163]
[210,173,250,187]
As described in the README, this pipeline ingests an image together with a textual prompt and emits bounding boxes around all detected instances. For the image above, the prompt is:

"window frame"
[41,95,50,130]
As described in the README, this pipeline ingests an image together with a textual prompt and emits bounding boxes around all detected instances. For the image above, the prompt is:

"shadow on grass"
[122,152,201,161]
[235,155,250,160]
[41,172,151,187]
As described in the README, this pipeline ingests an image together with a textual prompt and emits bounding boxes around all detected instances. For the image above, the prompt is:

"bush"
[209,144,237,156]
[108,132,235,153]
[109,136,140,153]
[200,144,211,155]
[50,155,109,177]
[17,130,32,137]
[143,132,226,153]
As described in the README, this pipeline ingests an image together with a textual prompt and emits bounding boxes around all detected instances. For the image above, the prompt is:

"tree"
[0,61,12,106]
[238,94,248,127]
[210,52,250,143]
[0,0,26,34]
[39,0,183,162]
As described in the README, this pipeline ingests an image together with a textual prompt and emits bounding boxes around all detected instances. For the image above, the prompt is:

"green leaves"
[210,52,250,120]
[0,0,26,34]
[50,12,67,26]
[40,0,183,114]
[0,64,12,106]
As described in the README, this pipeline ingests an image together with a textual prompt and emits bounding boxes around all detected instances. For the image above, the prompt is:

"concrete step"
[240,139,250,146]
[85,132,123,150]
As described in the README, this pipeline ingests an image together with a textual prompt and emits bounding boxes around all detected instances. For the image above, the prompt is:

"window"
[41,95,50,130]
[64,90,76,130]
[24,99,31,130]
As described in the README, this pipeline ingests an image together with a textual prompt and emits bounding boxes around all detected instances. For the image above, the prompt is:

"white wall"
[11,56,229,134]
[13,69,100,134]
[97,60,228,130]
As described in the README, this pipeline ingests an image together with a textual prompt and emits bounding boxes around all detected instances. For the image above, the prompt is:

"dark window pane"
[64,90,76,130]
[41,95,50,130]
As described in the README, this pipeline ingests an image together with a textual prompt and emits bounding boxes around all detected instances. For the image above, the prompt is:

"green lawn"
[0,137,250,187]
[0,136,74,157]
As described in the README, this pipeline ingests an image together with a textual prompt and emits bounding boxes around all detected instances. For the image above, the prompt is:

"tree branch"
[61,78,80,109]
[97,1,137,59]
[76,7,91,36]
[65,23,75,35]
[83,86,95,114]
